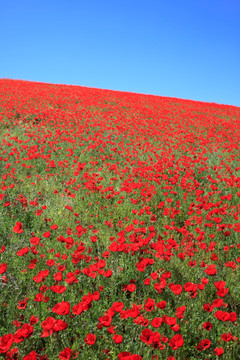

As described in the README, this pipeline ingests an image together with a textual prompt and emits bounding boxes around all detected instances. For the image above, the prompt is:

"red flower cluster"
[0,79,239,359]
[41,317,68,337]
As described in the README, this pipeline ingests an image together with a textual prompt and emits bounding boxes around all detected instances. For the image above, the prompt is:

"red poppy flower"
[176,306,186,319]
[41,317,55,330]
[0,263,7,274]
[13,222,23,233]
[126,283,136,292]
[52,301,70,315]
[53,319,68,332]
[202,322,212,331]
[112,334,123,344]
[84,333,96,345]
[50,285,67,294]
[201,338,211,349]
[17,299,28,310]
[162,315,176,326]
[46,259,55,267]
[144,298,155,311]
[184,282,197,292]
[221,333,232,342]
[42,231,51,238]
[118,352,142,359]
[214,347,224,356]
[30,315,38,325]
[169,334,184,349]
[215,310,230,321]
[229,312,237,322]
[111,302,124,312]
[92,291,100,301]
[30,236,40,245]
[205,265,217,275]
[156,300,167,309]
[99,315,112,327]
[214,281,226,289]
[59,347,72,360]
[53,272,63,281]
[17,247,29,256]
[151,317,162,328]
[14,324,33,343]
[140,328,153,344]
[72,303,83,315]
[0,333,14,353]
[168,283,182,295]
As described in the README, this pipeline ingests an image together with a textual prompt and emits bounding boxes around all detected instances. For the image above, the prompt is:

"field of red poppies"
[0,79,239,359]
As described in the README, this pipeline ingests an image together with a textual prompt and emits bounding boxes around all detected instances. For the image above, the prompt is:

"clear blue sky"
[1,0,240,106]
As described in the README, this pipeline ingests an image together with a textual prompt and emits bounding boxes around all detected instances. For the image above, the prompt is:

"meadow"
[0,79,239,359]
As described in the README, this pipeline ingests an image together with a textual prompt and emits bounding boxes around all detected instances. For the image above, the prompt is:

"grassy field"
[0,79,240,359]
